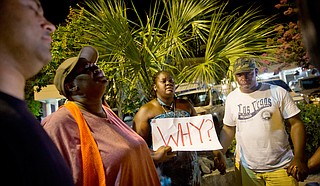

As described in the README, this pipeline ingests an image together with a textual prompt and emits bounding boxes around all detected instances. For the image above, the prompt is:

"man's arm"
[213,124,236,174]
[308,147,320,173]
[286,114,309,181]
[219,125,236,154]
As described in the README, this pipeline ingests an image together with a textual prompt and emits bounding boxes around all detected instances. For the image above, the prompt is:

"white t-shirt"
[223,83,300,172]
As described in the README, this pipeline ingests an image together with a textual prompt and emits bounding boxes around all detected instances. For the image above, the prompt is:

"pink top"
[42,106,160,186]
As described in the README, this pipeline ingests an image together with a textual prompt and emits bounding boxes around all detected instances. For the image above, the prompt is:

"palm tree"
[180,4,276,83]
[47,0,277,117]
[75,0,220,117]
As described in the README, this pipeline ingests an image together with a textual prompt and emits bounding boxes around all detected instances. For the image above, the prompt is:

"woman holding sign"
[133,71,224,186]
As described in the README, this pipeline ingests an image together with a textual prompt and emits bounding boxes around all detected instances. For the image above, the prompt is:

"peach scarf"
[64,101,105,186]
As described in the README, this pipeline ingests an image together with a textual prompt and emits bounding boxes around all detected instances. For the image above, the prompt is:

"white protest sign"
[151,114,222,151]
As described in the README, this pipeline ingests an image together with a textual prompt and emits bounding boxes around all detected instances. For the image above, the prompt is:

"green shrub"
[297,103,320,159]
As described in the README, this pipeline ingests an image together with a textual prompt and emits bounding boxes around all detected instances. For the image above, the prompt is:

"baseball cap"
[54,46,99,97]
[233,57,257,74]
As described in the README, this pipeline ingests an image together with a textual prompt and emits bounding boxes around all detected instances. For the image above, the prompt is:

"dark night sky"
[41,0,283,26]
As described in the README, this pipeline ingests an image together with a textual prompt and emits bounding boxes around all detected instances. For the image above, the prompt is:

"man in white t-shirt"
[214,57,308,185]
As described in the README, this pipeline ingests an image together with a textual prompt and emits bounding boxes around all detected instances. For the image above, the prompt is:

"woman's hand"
[152,146,176,163]
[212,150,227,175]
[198,156,215,174]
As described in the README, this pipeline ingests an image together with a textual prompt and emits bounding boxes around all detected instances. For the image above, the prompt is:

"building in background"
[34,84,65,120]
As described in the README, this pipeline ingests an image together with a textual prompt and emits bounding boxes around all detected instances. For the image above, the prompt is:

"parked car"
[289,75,320,104]
[176,85,226,135]
[259,79,308,104]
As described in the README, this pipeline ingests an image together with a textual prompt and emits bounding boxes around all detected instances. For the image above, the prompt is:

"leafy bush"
[297,103,320,159]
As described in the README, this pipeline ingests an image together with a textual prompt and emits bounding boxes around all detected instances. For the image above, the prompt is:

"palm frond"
[179,2,277,84]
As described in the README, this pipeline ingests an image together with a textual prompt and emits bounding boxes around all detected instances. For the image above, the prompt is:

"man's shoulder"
[261,82,286,90]
[0,98,17,115]
[0,92,23,112]
[0,93,31,122]
[226,88,240,97]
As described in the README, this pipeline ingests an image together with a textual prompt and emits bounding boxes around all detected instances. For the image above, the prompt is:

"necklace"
[157,98,175,112]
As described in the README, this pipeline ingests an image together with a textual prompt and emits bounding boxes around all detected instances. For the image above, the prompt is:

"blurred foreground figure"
[0,0,74,185]
[297,0,320,174]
